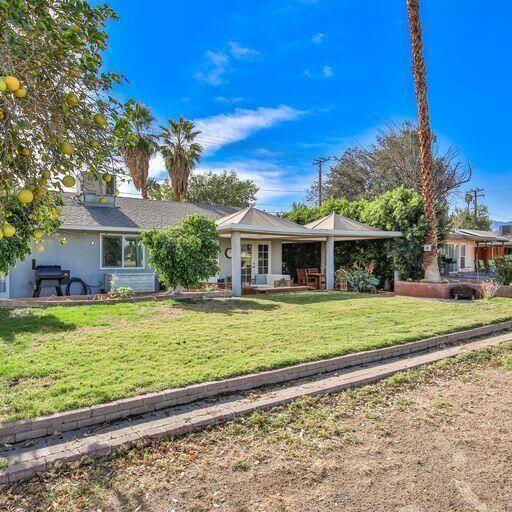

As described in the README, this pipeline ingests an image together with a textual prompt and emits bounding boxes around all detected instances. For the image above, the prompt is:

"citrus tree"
[0,0,124,273]
[141,215,219,292]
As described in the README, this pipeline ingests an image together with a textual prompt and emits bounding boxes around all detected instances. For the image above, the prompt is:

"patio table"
[307,272,326,290]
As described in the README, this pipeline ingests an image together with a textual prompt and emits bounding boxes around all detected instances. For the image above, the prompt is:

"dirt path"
[2,347,512,511]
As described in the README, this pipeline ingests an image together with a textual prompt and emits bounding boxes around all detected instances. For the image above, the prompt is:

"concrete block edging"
[1,319,511,445]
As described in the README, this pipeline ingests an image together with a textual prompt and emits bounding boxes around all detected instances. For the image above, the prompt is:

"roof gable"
[305,212,379,232]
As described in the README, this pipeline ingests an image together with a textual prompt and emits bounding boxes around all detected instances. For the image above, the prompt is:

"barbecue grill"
[32,262,70,298]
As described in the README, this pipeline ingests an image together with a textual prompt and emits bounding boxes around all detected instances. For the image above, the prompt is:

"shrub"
[335,263,379,293]
[283,186,450,284]
[495,256,512,285]
[112,286,135,299]
[142,215,219,292]
[478,280,501,300]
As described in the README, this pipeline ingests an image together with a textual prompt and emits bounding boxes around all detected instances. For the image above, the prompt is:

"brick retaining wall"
[1,319,511,445]
[395,280,512,299]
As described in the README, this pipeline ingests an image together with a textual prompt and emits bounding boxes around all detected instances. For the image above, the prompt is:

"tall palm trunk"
[406,0,441,282]
[125,147,150,199]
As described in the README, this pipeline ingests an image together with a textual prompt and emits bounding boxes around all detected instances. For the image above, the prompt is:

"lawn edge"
[2,319,511,445]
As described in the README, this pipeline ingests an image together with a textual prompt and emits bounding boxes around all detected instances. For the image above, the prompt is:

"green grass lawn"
[1,292,511,422]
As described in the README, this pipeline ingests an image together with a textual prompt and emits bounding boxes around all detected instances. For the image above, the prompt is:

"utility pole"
[312,157,330,206]
[467,188,484,220]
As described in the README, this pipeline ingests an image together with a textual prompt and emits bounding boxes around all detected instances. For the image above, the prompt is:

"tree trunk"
[406,0,441,282]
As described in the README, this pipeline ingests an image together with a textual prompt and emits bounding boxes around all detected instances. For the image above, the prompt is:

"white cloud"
[196,158,311,207]
[322,65,334,78]
[194,51,229,86]
[195,42,261,86]
[194,105,305,154]
[228,41,261,59]
[312,32,326,44]
[214,96,245,104]
[303,68,312,77]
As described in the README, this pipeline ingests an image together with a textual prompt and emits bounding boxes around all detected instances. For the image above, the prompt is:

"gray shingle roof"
[60,194,239,230]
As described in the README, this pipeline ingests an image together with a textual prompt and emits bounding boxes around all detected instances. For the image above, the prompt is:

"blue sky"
[100,0,512,221]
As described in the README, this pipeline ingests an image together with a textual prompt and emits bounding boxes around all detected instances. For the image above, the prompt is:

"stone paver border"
[1,319,511,446]
[1,331,510,484]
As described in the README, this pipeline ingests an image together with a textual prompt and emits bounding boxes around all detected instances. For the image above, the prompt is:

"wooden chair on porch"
[307,268,326,290]
[297,269,317,288]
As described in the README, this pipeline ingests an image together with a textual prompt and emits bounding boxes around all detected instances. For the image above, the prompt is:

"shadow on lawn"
[0,309,77,344]
[173,297,280,315]
[257,291,385,306]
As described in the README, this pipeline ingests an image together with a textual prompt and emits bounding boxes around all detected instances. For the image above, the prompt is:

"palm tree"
[406,0,441,282]
[117,100,158,199]
[159,116,203,201]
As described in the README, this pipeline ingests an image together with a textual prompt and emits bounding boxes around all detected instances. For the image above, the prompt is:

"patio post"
[320,241,326,272]
[326,236,335,290]
[231,231,242,297]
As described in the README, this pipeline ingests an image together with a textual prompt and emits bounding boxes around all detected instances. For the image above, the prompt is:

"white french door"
[240,242,271,285]
[0,272,10,298]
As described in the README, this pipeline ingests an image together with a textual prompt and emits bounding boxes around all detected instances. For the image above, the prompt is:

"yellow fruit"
[61,175,76,188]
[33,187,45,198]
[3,225,15,237]
[14,86,27,98]
[4,76,20,92]
[102,173,112,183]
[0,77,6,92]
[33,230,43,240]
[0,108,4,121]
[60,141,74,155]
[65,92,79,107]
[98,196,106,204]
[35,244,44,252]
[41,170,51,180]
[89,140,99,148]
[20,147,30,156]
[17,189,34,204]
[93,113,107,126]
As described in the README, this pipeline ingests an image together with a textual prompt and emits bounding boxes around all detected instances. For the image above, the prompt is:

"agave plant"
[159,116,203,201]
[117,100,158,199]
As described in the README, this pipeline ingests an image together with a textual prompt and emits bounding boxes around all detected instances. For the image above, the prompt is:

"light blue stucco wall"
[9,230,154,298]
[7,232,284,298]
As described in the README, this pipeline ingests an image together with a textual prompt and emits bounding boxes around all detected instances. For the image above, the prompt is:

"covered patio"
[215,208,402,296]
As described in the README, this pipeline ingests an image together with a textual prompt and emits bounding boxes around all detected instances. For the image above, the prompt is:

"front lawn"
[1,292,511,422]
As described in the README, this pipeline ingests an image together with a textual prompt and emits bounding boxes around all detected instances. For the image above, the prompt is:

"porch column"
[231,231,242,297]
[326,236,335,290]
[320,240,326,272]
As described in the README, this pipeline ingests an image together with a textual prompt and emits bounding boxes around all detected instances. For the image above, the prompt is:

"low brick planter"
[395,280,512,300]
[2,319,512,446]
[0,290,233,309]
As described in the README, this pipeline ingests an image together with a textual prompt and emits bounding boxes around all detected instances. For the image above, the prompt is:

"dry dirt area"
[2,346,512,512]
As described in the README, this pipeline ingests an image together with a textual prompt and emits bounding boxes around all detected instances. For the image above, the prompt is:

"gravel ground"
[2,345,512,512]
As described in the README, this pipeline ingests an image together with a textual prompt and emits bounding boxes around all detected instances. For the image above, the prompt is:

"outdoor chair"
[297,269,317,287]
[488,259,496,273]
[477,260,488,274]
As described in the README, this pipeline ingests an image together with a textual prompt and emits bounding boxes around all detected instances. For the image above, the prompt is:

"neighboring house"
[0,179,402,299]
[440,228,511,274]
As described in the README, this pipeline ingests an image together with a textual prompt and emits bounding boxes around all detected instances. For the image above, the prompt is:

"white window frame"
[459,243,467,270]
[0,271,10,299]
[257,242,271,275]
[100,233,145,270]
